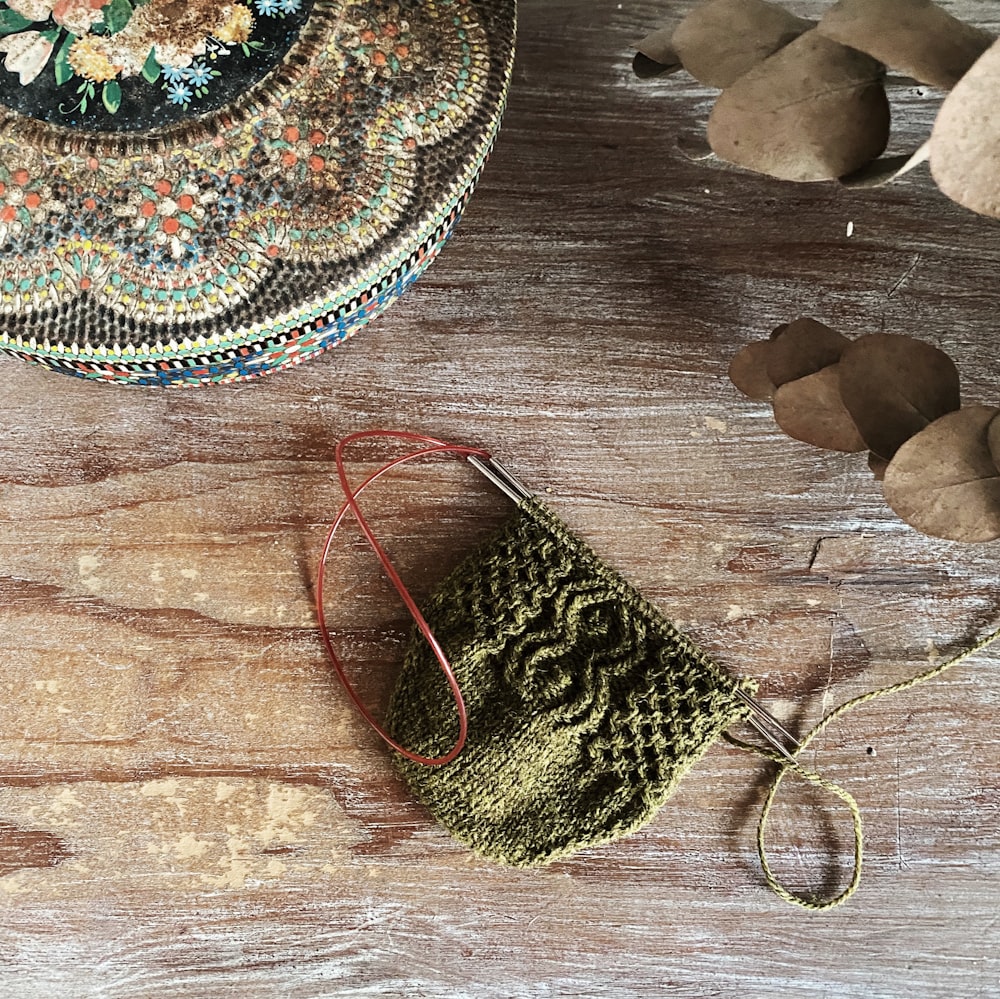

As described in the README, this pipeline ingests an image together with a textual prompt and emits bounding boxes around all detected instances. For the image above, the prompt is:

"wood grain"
[2,2,1000,995]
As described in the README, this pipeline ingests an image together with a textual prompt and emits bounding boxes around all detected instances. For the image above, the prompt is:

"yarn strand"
[727,621,1000,911]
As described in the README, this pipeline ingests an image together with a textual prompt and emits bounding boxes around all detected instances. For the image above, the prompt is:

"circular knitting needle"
[317,430,495,766]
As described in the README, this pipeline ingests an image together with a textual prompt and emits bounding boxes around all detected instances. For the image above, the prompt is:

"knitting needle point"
[746,717,799,763]
[736,689,802,746]
[736,689,801,761]
[468,454,533,503]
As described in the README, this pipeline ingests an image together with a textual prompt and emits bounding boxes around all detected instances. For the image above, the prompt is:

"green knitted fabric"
[386,499,755,867]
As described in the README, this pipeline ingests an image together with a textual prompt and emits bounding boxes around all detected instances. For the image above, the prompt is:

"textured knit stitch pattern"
[0,0,516,385]
[387,499,756,867]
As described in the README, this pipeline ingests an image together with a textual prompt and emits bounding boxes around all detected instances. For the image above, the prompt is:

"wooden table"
[2,2,999,995]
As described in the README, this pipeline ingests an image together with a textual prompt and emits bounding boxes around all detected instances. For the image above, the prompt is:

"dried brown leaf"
[634,26,682,78]
[817,0,994,91]
[883,406,1000,543]
[772,366,867,453]
[930,38,1000,219]
[765,317,851,389]
[672,0,813,89]
[707,32,890,182]
[729,340,776,400]
[838,334,961,460]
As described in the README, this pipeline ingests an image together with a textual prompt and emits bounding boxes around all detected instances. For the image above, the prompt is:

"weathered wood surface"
[3,2,1000,995]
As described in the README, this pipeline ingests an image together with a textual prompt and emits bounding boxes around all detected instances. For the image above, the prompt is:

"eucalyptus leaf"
[817,0,994,91]
[772,366,866,453]
[985,412,1000,471]
[765,317,851,389]
[883,406,1000,543]
[838,333,961,459]
[634,26,681,78]
[728,340,775,401]
[671,0,813,89]
[930,38,1000,219]
[707,32,890,182]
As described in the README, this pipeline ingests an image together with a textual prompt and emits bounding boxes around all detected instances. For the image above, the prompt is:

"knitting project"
[0,0,515,385]
[320,435,1000,909]
[387,499,756,866]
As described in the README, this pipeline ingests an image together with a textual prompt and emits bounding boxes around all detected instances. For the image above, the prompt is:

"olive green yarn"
[726,620,1000,911]
[386,499,755,867]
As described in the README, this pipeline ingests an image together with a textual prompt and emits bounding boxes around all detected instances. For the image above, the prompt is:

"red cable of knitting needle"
[315,430,491,766]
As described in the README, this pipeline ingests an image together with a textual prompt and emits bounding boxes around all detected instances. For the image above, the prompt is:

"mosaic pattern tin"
[0,0,516,385]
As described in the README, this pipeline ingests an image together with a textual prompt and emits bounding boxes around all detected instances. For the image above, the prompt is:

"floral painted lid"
[0,0,515,384]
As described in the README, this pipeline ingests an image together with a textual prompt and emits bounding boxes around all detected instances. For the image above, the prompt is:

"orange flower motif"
[51,0,105,36]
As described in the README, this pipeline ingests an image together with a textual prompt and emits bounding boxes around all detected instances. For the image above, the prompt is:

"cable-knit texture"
[386,499,755,867]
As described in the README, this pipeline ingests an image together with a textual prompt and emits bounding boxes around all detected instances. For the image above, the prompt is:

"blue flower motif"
[167,81,192,105]
[184,61,213,87]
[254,0,280,14]
[279,0,302,12]
[161,65,188,83]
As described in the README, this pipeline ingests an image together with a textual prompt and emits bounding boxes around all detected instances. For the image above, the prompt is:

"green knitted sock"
[386,499,755,867]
